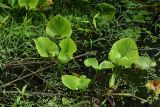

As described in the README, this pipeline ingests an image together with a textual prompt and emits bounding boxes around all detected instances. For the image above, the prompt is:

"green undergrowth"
[0,0,160,106]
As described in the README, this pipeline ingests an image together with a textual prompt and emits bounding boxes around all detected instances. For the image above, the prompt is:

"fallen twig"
[0,65,52,88]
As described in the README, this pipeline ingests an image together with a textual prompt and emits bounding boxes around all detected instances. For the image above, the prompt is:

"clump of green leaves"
[83,37,157,104]
[18,0,38,10]
[34,15,77,63]
[110,38,156,69]
[84,58,114,70]
[84,38,157,93]
[85,38,139,69]
[85,38,156,70]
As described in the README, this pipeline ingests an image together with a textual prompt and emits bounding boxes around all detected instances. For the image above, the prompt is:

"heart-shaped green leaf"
[62,75,91,90]
[94,3,116,27]
[135,56,156,70]
[109,38,139,68]
[46,15,72,38]
[84,58,99,69]
[28,0,38,9]
[62,75,79,90]
[34,37,59,57]
[58,37,77,63]
[18,0,27,7]
[78,75,91,90]
[96,3,116,17]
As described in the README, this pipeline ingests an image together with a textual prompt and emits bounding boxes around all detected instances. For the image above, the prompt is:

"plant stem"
[109,93,148,103]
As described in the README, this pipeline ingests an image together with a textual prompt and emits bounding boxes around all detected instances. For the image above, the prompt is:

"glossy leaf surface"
[46,15,72,38]
[109,38,139,68]
[34,37,59,57]
[58,37,77,63]
[62,75,91,90]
